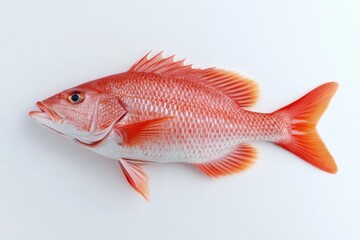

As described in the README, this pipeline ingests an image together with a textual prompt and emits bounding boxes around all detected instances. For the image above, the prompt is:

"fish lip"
[29,101,65,124]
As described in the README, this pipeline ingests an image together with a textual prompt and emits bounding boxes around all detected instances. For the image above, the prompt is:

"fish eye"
[68,92,83,104]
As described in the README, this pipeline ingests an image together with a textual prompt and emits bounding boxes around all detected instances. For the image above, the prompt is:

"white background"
[0,0,359,239]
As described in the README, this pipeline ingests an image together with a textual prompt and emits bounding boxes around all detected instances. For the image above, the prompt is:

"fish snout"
[29,101,65,124]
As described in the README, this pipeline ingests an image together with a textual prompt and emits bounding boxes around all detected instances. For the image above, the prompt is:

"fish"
[29,52,338,200]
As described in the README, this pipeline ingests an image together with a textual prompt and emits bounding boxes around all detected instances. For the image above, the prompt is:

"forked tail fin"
[274,82,339,173]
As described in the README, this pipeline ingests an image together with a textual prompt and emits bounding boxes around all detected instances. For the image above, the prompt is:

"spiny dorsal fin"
[193,144,258,177]
[129,52,259,107]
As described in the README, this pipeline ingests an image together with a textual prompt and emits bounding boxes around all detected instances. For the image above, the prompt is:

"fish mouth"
[29,101,65,124]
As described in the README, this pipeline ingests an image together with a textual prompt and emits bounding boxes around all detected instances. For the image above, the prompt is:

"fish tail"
[274,82,339,173]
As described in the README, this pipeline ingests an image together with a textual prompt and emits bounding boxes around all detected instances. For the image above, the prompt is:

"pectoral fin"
[114,117,173,146]
[118,159,150,200]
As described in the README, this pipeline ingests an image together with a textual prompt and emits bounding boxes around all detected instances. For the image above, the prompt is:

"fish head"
[29,83,127,144]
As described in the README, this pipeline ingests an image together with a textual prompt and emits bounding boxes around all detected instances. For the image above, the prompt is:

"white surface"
[0,0,359,239]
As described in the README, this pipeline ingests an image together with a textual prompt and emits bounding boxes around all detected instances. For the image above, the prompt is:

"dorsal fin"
[128,52,259,107]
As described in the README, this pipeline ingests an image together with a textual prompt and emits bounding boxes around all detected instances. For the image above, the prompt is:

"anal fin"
[193,144,258,177]
[119,159,149,200]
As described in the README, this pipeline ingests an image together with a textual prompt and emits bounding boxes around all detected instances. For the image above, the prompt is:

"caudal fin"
[274,82,338,173]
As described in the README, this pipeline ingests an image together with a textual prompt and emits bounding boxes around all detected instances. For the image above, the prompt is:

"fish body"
[90,71,284,163]
[30,52,338,200]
